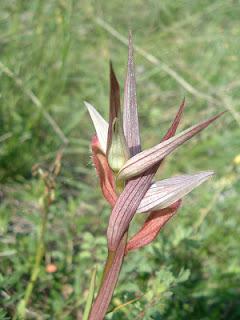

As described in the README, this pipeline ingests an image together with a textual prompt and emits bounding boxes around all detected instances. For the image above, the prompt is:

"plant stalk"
[88,232,128,320]
[13,201,49,320]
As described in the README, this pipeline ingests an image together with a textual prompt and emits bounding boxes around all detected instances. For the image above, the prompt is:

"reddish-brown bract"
[91,135,117,207]
[107,63,121,154]
[126,200,181,254]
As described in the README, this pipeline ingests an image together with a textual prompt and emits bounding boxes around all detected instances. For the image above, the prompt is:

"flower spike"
[123,31,141,156]
[87,33,224,320]
[107,102,204,251]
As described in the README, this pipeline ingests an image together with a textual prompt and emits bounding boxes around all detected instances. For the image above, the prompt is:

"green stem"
[82,267,97,320]
[14,203,49,320]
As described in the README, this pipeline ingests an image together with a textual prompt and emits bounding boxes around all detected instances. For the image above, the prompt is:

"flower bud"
[107,118,129,174]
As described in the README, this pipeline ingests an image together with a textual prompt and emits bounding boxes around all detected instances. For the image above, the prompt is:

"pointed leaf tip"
[107,62,121,152]
[162,97,186,141]
[109,61,121,118]
[137,171,214,213]
[123,31,141,157]
[118,112,224,180]
[85,101,108,153]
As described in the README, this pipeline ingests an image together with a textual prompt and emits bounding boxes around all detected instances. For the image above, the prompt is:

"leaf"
[107,295,144,315]
[123,31,141,156]
[126,201,181,254]
[83,266,97,320]
[118,112,224,180]
[177,268,191,283]
[85,101,108,153]
[137,171,214,213]
[91,136,117,206]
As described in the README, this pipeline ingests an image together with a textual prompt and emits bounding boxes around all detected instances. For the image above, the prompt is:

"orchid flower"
[85,33,223,320]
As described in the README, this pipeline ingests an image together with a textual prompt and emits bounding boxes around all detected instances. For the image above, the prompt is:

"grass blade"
[83,266,97,320]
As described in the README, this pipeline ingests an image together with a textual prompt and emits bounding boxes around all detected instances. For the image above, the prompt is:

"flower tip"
[197,170,214,177]
[199,170,215,179]
[84,100,91,109]
[84,101,108,154]
[128,29,133,41]
[109,60,114,74]
[206,170,215,176]
[84,101,98,117]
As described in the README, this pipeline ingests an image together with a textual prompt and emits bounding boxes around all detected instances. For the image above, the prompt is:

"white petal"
[137,171,214,213]
[84,101,108,154]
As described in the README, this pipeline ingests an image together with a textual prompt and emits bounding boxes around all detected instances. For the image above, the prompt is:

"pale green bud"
[107,118,129,174]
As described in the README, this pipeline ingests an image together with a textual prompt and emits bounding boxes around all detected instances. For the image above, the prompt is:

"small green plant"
[13,151,62,320]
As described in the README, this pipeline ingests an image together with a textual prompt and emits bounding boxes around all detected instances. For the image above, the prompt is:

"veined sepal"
[137,171,214,213]
[118,112,224,180]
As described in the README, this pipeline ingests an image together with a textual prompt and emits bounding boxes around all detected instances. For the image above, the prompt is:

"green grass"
[0,0,240,319]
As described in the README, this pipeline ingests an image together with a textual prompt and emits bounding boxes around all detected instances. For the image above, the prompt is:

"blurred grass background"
[0,0,240,319]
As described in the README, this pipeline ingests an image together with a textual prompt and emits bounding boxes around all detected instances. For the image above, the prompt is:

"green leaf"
[82,266,97,320]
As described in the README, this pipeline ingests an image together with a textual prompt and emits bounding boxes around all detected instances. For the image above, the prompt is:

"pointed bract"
[123,31,141,156]
[85,102,108,153]
[137,171,214,213]
[118,113,224,180]
[126,201,181,254]
[162,98,185,141]
[107,62,121,153]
